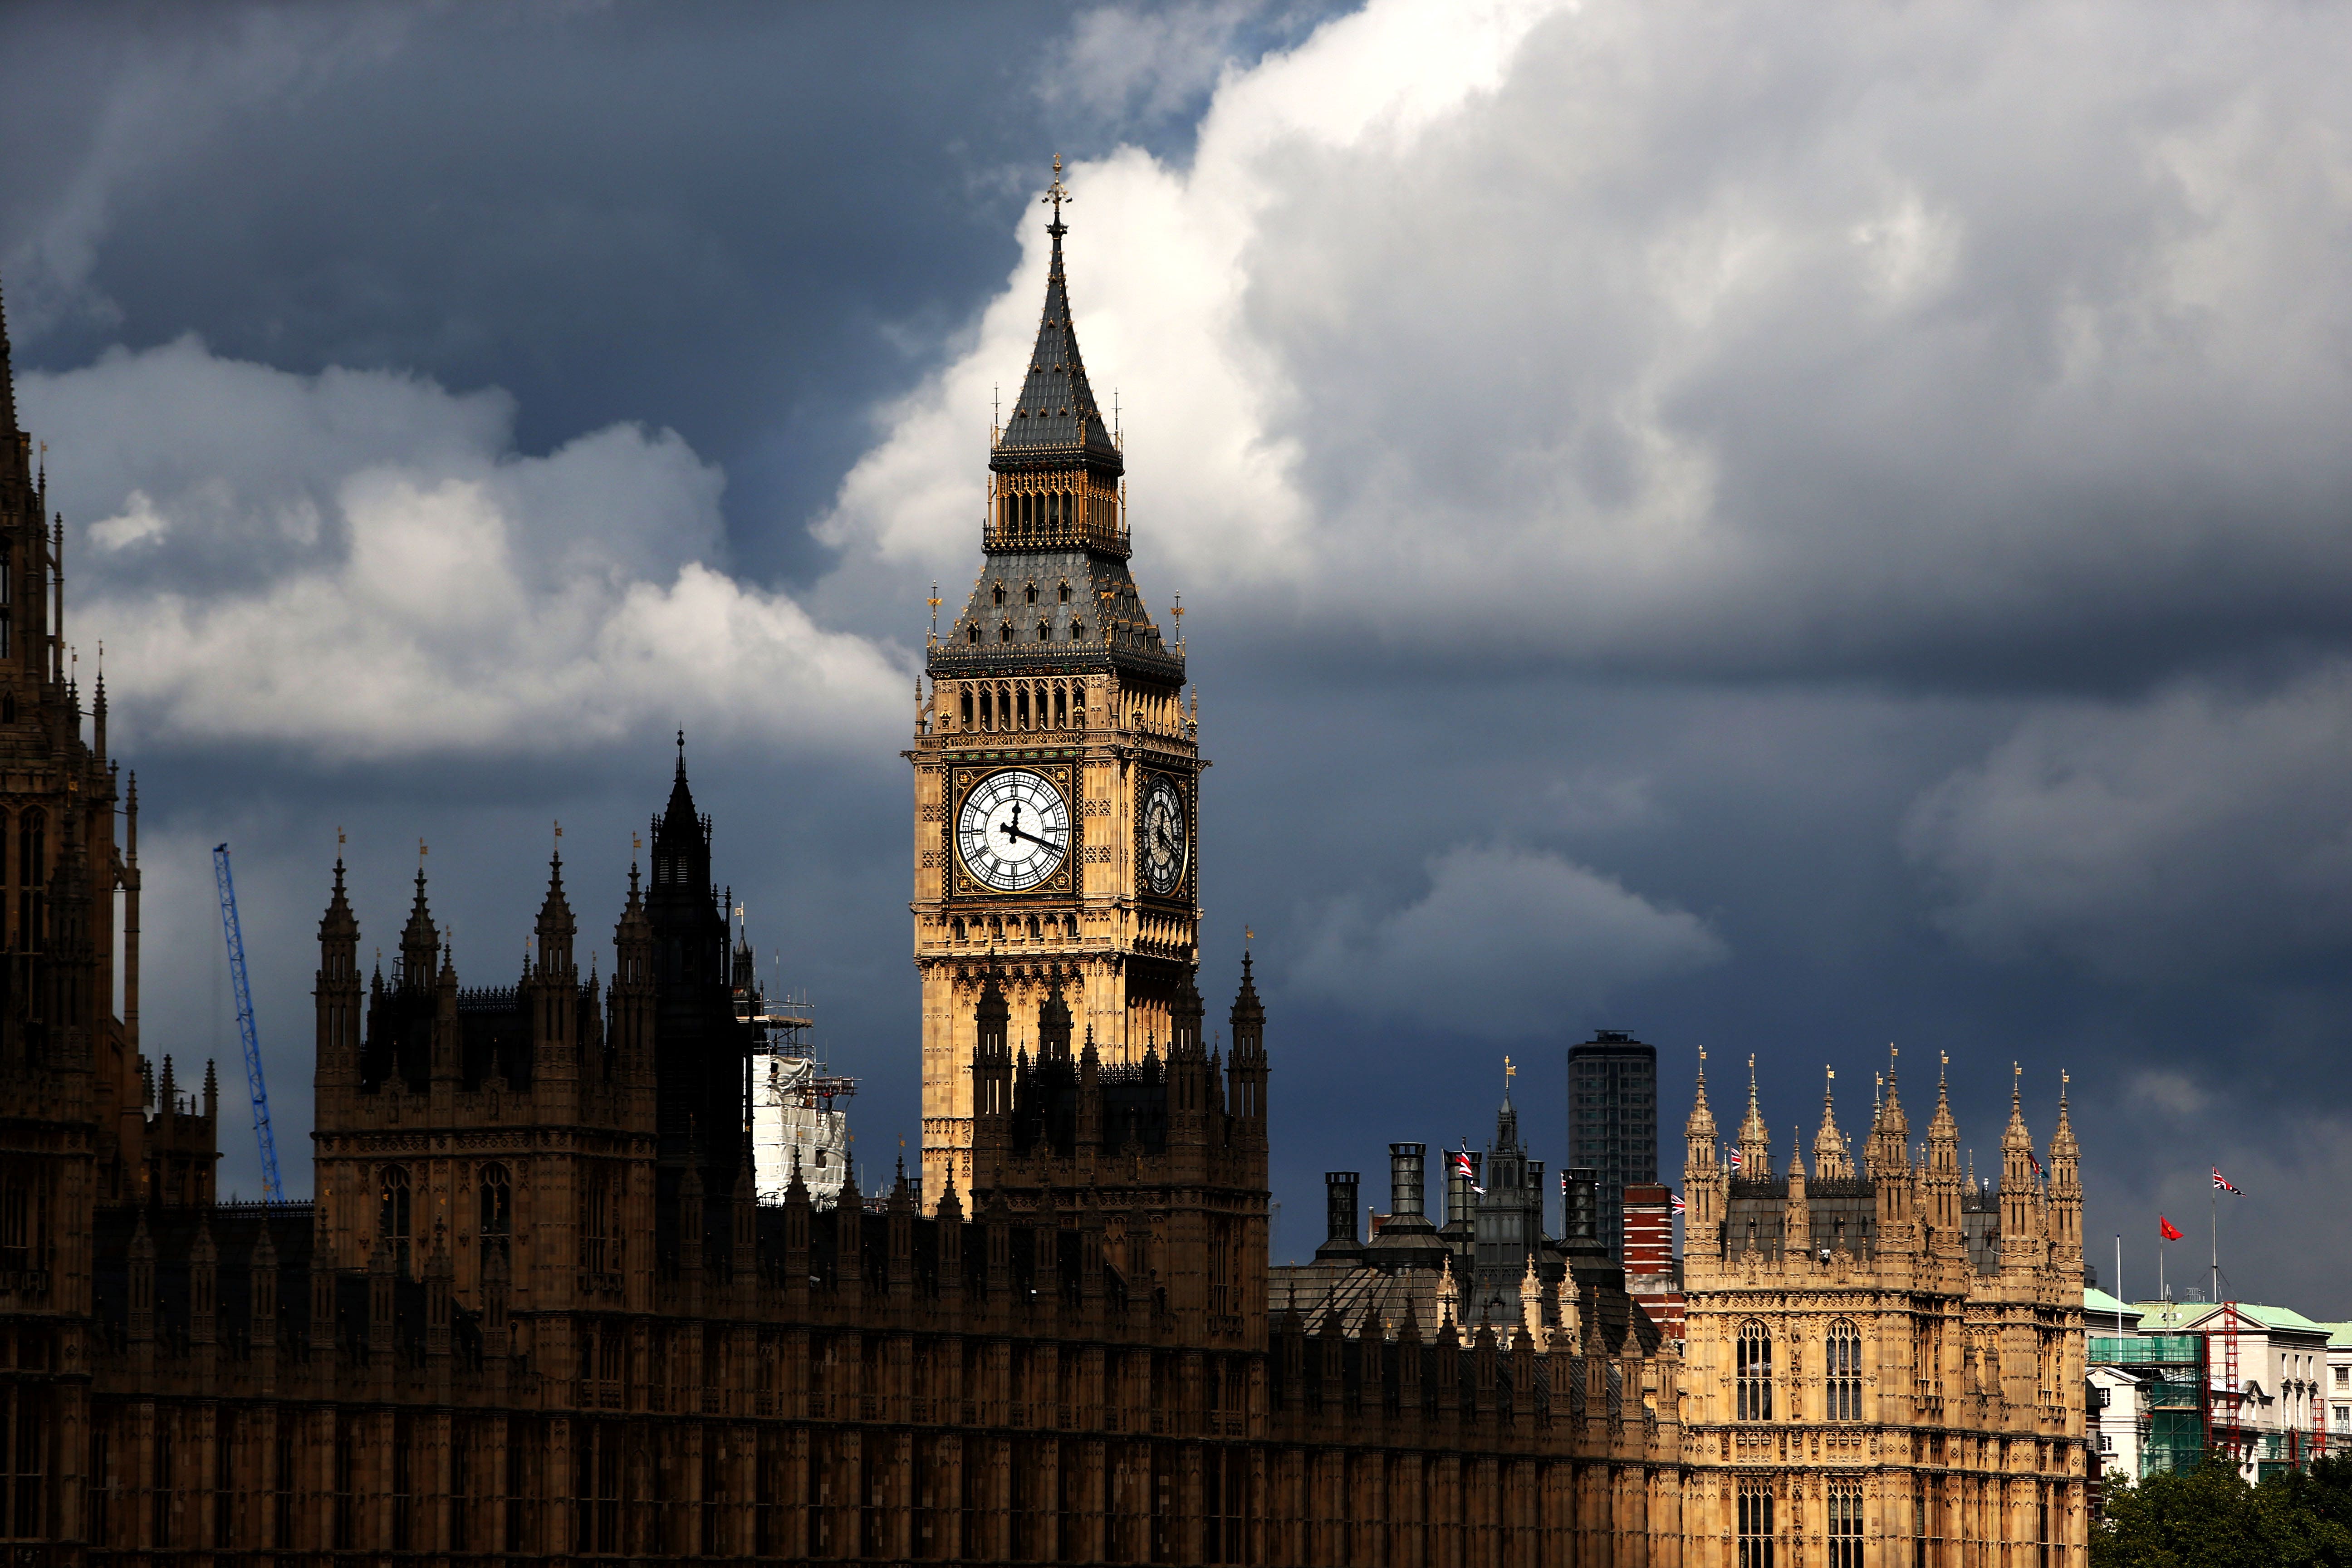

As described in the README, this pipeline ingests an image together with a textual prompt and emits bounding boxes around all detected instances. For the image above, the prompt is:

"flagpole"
[2115,1235,2123,1337]
[2211,1188,2220,1304]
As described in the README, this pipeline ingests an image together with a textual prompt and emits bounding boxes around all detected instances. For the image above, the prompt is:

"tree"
[2094,1455,2352,1568]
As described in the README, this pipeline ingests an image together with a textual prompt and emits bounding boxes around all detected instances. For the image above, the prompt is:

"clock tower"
[911,162,1202,1205]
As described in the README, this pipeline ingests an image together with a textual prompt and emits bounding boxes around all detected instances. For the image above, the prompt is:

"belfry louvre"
[0,186,2087,1563]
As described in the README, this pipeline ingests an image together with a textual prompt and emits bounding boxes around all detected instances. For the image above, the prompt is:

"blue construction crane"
[212,844,284,1205]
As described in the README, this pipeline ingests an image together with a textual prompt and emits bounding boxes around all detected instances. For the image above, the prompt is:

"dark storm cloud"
[7,0,2352,1309]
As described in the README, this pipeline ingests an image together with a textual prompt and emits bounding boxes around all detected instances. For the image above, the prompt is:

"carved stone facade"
[1676,1057,2091,1564]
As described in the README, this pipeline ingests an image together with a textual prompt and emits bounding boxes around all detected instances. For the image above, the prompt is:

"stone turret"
[1735,1054,1771,1177]
[1682,1050,1723,1262]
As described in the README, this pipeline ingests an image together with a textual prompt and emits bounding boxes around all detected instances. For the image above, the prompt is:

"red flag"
[2159,1215,2184,1241]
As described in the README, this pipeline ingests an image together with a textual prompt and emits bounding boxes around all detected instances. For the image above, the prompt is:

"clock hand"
[1000,801,1024,846]
[1007,822,1064,849]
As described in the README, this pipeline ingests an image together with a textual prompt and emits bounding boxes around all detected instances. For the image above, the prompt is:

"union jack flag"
[1727,1146,1743,1170]
[1450,1149,1484,1196]
[2029,1152,2043,1177]
[2213,1167,2240,1195]
[1671,1192,1686,1216]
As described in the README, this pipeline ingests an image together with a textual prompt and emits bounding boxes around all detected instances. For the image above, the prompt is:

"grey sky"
[6,0,2350,1307]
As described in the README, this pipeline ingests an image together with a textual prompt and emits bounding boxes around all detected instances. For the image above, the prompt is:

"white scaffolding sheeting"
[752,1049,852,1205]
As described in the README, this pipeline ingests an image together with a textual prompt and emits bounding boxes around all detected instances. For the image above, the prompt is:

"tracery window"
[582,1167,614,1279]
[1738,1482,1775,1568]
[378,1164,412,1274]
[1828,1480,1863,1568]
[1827,1318,1862,1421]
[479,1163,512,1269]
[1737,1320,1774,1421]
[15,811,43,951]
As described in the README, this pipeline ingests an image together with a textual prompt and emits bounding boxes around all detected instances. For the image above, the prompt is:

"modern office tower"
[1568,1029,1658,1260]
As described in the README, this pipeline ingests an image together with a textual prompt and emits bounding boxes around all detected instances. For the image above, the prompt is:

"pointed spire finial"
[1043,152,1073,237]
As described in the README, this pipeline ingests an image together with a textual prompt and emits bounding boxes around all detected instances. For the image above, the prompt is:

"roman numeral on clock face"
[956,768,1070,892]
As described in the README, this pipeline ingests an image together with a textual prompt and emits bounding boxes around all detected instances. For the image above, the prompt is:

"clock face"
[1141,774,1187,896]
[957,769,1070,892]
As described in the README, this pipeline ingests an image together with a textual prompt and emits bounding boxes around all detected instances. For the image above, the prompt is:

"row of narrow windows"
[378,1161,515,1274]
[1735,1318,1862,1422]
[951,912,1077,944]
[1737,1479,2053,1568]
[994,489,1112,540]
[967,618,1085,645]
[954,681,1081,734]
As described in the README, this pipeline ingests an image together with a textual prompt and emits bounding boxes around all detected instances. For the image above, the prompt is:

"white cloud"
[22,338,908,761]
[1290,842,1725,1038]
[1903,662,2352,980]
[818,0,2352,683]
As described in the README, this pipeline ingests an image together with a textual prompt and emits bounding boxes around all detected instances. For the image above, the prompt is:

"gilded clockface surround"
[1137,771,1191,900]
[948,761,1079,898]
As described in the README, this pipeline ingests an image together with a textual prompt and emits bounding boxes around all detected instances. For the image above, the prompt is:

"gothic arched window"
[951,917,967,942]
[1058,581,1071,603]
[1827,1318,1862,1421]
[1736,1319,1773,1421]
[1738,1483,1774,1568]
[479,1162,512,1268]
[1025,582,1038,604]
[582,1167,613,1279]
[1000,622,1013,643]
[1828,1479,1862,1568]
[1069,620,1085,641]
[1038,620,1050,642]
[16,809,43,950]
[379,1164,413,1274]
[993,583,1006,607]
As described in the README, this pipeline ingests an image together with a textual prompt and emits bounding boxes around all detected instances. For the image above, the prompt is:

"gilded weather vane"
[1044,153,1073,229]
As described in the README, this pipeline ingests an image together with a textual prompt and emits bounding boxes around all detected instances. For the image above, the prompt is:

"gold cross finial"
[337,826,346,848]
[1044,154,1073,229]
[1505,1057,1515,1081]
[928,580,941,635]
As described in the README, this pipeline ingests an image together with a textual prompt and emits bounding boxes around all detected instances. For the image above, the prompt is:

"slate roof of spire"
[992,202,1122,475]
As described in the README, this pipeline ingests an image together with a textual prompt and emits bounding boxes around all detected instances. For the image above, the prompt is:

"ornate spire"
[1813,1066,1850,1181]
[399,867,437,988]
[1685,1047,1717,1143]
[0,267,15,441]
[993,156,1121,472]
[1735,1054,1771,1174]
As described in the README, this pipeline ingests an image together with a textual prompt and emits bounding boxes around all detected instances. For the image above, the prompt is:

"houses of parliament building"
[0,177,2090,1563]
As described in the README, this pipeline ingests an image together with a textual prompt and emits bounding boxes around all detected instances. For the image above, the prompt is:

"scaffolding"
[2091,1335,2207,1477]
[742,986,856,1206]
